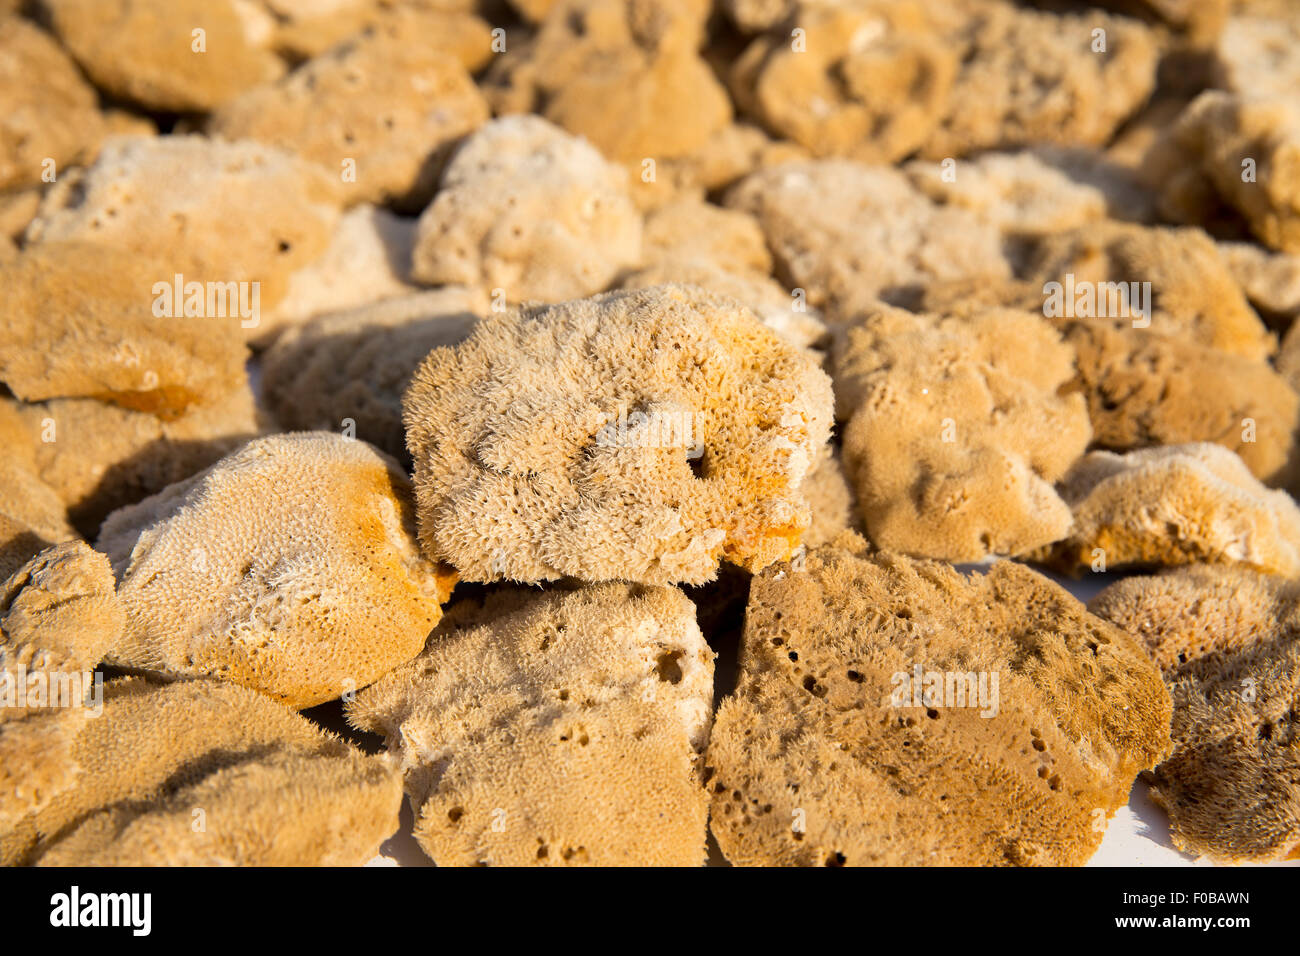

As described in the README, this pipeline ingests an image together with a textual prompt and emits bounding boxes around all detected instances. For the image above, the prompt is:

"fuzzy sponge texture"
[402,284,834,585]
[0,677,400,866]
[96,433,456,708]
[707,537,1172,866]
[1092,566,1300,863]
[347,582,714,866]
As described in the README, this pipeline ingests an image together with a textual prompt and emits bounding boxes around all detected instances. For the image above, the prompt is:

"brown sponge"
[402,285,834,585]
[262,291,480,459]
[706,538,1171,866]
[1091,565,1300,863]
[833,303,1090,561]
[0,16,104,191]
[25,135,341,311]
[410,116,643,305]
[726,160,1011,312]
[347,582,714,866]
[40,0,283,112]
[1035,443,1300,576]
[924,3,1158,159]
[729,1,955,163]
[1062,319,1299,485]
[208,9,490,210]
[0,677,400,866]
[0,242,250,419]
[96,433,456,708]
[0,542,124,723]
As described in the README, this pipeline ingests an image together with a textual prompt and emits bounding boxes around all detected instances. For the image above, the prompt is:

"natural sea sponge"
[483,0,731,166]
[924,3,1159,158]
[403,285,834,585]
[622,261,828,350]
[627,121,809,211]
[904,150,1109,235]
[0,677,401,866]
[262,291,480,458]
[706,539,1172,866]
[259,205,422,347]
[0,408,76,580]
[1035,443,1300,576]
[0,542,123,722]
[726,160,1011,312]
[0,242,249,419]
[41,0,284,112]
[639,198,773,276]
[729,1,956,163]
[1219,242,1300,324]
[1215,11,1300,100]
[1062,319,1299,484]
[833,304,1090,561]
[1090,566,1300,862]
[208,11,490,209]
[0,17,105,192]
[1024,222,1275,361]
[347,582,714,866]
[410,116,642,304]
[38,748,400,866]
[624,199,827,348]
[7,386,262,534]
[25,135,341,310]
[1163,92,1300,254]
[96,433,456,708]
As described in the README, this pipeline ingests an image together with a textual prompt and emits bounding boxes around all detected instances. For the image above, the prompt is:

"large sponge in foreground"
[347,582,715,866]
[402,284,834,585]
[0,678,400,866]
[706,537,1171,866]
[97,433,456,708]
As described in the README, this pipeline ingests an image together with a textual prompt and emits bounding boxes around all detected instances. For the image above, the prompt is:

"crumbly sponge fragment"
[208,11,489,209]
[833,304,1091,561]
[0,242,250,419]
[410,116,642,304]
[706,540,1171,866]
[726,160,1010,312]
[1091,566,1300,862]
[0,17,104,192]
[1024,222,1275,362]
[483,0,731,166]
[0,543,124,723]
[729,1,956,163]
[262,291,480,459]
[347,582,714,866]
[41,0,283,112]
[25,135,341,310]
[402,285,834,585]
[96,433,456,708]
[0,678,400,866]
[1035,443,1300,576]
[1063,319,1299,485]
[924,3,1158,158]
